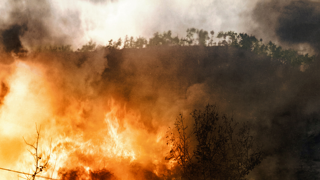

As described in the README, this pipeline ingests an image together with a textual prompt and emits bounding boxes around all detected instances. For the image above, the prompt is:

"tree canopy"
[33,28,316,66]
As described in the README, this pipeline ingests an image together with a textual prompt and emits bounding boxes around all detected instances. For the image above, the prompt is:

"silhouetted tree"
[77,40,96,52]
[148,31,180,47]
[123,35,130,48]
[37,28,315,66]
[167,105,264,180]
[185,28,197,46]
[149,32,164,46]
[217,31,229,46]
[24,125,51,180]
[192,105,264,180]
[208,31,215,46]
[238,33,258,50]
[197,29,209,46]
[114,38,122,49]
[227,31,240,47]
[252,39,268,56]
[135,37,147,48]
[35,45,73,52]
[166,114,194,180]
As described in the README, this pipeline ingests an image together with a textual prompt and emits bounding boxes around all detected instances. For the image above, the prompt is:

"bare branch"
[23,124,52,180]
[23,137,37,150]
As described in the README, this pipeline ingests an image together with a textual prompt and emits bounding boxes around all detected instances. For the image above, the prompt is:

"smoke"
[1,24,27,54]
[277,1,320,50]
[27,47,320,179]
[1,0,320,179]
[0,0,259,49]
[252,0,320,52]
[1,43,320,179]
[7,0,320,53]
[2,46,320,179]
[0,0,83,51]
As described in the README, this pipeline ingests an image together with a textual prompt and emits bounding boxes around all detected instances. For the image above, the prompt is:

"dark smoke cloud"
[0,0,82,52]
[277,1,320,50]
[252,0,320,52]
[1,24,27,54]
[3,0,52,45]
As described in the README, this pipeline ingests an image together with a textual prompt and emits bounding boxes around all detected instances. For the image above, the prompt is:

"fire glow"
[0,51,172,180]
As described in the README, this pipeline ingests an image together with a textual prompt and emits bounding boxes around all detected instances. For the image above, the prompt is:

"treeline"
[35,28,315,66]
[215,31,315,66]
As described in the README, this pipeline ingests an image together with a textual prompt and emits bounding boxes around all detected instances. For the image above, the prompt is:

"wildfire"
[0,55,172,180]
[104,112,136,160]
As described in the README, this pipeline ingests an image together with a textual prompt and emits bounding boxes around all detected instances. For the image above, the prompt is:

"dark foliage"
[33,27,315,66]
[167,105,264,180]
[96,28,315,66]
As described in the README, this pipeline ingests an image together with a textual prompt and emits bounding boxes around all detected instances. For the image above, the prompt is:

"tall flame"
[0,53,172,180]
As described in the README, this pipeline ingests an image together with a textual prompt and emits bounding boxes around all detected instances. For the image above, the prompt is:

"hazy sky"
[0,0,259,48]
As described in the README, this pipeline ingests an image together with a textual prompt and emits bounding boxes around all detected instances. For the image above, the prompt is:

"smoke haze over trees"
[1,36,319,179]
[1,0,320,180]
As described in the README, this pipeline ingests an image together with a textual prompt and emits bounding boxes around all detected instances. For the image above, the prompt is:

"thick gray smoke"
[277,1,320,50]
[1,24,27,54]
[252,0,320,52]
[0,0,82,52]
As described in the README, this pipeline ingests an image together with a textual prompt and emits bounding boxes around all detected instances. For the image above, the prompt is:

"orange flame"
[0,53,173,179]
